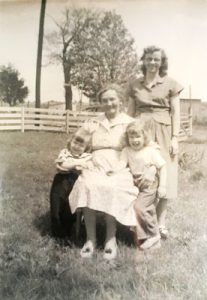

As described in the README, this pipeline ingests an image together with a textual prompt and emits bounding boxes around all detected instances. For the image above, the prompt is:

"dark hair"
[140,45,168,76]
[125,119,151,147]
[67,128,92,152]
[97,83,125,105]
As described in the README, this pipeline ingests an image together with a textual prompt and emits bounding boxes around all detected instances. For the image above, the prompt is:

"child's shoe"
[139,235,160,250]
[159,226,168,239]
[103,238,117,260]
[80,240,94,258]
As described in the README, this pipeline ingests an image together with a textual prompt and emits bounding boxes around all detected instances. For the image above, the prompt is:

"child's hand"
[157,186,166,198]
[75,162,89,171]
[56,163,69,172]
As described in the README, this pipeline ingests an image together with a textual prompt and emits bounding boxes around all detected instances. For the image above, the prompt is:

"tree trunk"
[63,64,72,110]
[65,84,73,110]
[35,0,46,108]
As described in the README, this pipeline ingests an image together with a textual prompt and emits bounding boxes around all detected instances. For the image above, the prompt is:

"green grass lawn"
[0,128,207,300]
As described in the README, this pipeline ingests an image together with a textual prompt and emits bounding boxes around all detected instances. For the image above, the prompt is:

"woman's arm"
[127,97,136,117]
[170,94,180,156]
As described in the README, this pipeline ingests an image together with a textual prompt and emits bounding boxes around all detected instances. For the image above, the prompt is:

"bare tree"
[46,8,96,110]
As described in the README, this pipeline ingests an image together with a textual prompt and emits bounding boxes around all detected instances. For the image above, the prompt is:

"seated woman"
[69,84,138,260]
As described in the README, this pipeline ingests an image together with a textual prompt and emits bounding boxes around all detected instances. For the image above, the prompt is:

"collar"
[139,75,165,87]
[97,112,133,130]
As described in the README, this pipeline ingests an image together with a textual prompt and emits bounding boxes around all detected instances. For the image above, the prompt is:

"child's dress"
[120,142,166,240]
[69,113,138,226]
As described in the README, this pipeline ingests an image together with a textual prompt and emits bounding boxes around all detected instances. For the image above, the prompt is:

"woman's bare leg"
[104,214,117,260]
[81,208,96,258]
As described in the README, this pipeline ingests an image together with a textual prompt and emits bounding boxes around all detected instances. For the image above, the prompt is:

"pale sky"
[0,0,207,103]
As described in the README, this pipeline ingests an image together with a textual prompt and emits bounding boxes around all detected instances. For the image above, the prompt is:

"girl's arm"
[157,164,167,198]
[55,149,88,172]
[56,159,81,172]
[170,94,180,156]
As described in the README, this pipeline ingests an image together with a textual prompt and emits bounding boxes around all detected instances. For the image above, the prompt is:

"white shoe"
[80,240,94,258]
[103,239,117,260]
[159,226,168,239]
[139,235,160,250]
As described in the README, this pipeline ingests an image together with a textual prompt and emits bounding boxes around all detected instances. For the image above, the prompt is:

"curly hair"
[125,119,151,148]
[97,83,125,105]
[140,45,168,76]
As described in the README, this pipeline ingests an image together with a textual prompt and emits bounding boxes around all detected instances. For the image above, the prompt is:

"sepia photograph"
[0,0,207,299]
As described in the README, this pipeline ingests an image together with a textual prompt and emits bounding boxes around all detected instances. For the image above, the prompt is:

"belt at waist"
[138,105,170,112]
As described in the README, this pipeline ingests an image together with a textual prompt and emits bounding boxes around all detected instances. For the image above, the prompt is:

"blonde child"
[50,128,92,237]
[119,119,167,250]
[55,128,92,173]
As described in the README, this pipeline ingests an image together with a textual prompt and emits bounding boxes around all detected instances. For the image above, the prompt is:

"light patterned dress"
[69,113,138,226]
[128,75,183,199]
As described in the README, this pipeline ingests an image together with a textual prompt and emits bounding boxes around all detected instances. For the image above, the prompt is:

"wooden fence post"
[188,106,193,136]
[21,106,25,133]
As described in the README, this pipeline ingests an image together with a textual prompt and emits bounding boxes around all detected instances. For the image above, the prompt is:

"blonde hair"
[67,128,92,152]
[125,119,151,147]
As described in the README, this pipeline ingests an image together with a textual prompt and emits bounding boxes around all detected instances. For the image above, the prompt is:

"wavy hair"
[125,119,151,148]
[97,83,125,105]
[140,45,168,76]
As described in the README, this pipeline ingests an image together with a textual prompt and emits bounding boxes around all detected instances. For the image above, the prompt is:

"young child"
[50,128,92,238]
[119,119,167,250]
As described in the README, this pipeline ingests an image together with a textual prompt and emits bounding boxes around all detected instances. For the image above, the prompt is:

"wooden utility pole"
[35,0,47,108]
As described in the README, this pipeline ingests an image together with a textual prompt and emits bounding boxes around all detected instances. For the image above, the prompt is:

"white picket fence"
[0,106,192,140]
[0,107,101,134]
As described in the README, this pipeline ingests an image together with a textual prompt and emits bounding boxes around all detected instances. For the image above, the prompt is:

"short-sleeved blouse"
[128,75,183,124]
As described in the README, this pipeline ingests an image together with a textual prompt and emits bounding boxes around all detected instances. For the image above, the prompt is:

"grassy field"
[0,126,207,300]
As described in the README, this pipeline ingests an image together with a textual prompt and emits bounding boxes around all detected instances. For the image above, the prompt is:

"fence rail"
[0,107,192,140]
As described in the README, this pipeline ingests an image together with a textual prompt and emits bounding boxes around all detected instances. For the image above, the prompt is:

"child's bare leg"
[156,198,168,238]
[104,214,117,260]
[81,207,96,258]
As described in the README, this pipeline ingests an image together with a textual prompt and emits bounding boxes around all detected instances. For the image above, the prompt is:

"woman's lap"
[69,168,138,226]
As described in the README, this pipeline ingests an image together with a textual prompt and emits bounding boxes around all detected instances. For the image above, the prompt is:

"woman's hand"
[157,185,166,199]
[170,136,179,156]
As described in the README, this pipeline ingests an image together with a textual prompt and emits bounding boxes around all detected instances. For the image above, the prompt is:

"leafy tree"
[46,8,96,110]
[72,11,139,100]
[0,65,29,106]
